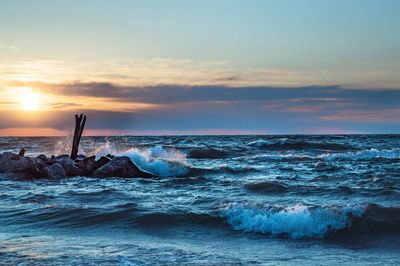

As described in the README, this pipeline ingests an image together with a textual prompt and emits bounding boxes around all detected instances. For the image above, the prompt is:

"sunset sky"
[1,0,399,136]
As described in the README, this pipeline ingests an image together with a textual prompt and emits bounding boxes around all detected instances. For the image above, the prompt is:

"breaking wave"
[223,203,366,239]
[94,142,188,177]
[248,139,356,151]
[254,148,400,162]
[321,148,400,161]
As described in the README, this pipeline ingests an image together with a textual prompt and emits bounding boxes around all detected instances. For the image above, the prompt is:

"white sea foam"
[248,139,287,147]
[253,148,400,161]
[223,204,365,239]
[94,142,188,177]
[123,146,188,177]
[253,153,312,160]
[320,148,400,161]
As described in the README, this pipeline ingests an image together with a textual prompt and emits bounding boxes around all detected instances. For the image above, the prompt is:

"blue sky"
[0,0,399,135]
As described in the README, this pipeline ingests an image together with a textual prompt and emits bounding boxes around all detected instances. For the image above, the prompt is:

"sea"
[0,135,399,265]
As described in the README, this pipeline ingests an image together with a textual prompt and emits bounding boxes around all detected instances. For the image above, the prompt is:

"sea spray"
[123,146,188,177]
[93,142,188,177]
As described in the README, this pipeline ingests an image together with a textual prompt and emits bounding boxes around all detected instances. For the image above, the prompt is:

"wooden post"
[70,113,86,160]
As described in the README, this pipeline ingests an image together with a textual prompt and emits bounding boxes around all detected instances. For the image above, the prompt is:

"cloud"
[2,57,400,89]
[316,108,400,122]
[0,58,320,88]
[1,82,399,134]
[0,44,17,50]
[50,102,84,109]
[27,82,400,108]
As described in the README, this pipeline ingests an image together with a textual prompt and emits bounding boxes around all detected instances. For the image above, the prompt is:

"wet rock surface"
[93,156,154,178]
[0,151,156,179]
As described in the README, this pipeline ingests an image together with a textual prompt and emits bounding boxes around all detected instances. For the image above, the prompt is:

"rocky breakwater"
[0,150,155,179]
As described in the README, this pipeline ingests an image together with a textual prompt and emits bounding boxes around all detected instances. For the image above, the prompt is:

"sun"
[20,91,40,111]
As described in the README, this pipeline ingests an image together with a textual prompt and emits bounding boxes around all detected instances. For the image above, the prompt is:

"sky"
[0,0,399,135]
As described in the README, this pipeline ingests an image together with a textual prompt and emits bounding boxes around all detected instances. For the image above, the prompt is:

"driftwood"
[70,114,86,160]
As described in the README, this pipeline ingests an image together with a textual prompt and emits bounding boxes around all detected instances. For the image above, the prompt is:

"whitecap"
[222,203,365,239]
[93,142,188,177]
[320,148,400,161]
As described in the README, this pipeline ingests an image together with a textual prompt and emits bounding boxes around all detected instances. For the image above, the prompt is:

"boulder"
[0,151,156,180]
[93,156,154,178]
[55,154,70,160]
[0,154,41,178]
[18,148,26,157]
[76,154,86,160]
[43,163,67,179]
[34,155,49,168]
[0,152,30,171]
[75,155,96,175]
[37,154,50,163]
[56,156,84,176]
[0,152,19,163]
[50,154,69,164]
[10,156,35,172]
[94,156,111,169]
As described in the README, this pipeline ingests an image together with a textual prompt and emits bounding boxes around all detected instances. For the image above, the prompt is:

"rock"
[10,156,35,172]
[75,155,96,175]
[37,154,50,163]
[18,148,26,157]
[56,156,84,176]
[0,154,41,178]
[76,154,86,160]
[0,152,28,172]
[50,154,69,164]
[43,163,67,179]
[94,156,111,170]
[56,154,70,160]
[33,155,49,171]
[93,156,154,178]
[0,151,156,180]
[106,154,115,159]
[1,152,19,162]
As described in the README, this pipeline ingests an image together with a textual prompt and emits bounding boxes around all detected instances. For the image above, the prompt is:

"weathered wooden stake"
[70,113,86,160]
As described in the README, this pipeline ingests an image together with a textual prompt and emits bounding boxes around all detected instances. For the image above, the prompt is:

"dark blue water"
[0,135,399,265]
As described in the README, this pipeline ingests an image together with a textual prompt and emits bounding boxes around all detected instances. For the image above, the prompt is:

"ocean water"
[0,135,399,265]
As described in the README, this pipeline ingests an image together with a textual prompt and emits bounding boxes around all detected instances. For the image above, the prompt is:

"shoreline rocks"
[0,150,155,179]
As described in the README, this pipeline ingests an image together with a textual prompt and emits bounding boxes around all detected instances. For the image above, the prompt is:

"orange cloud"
[317,109,400,122]
[0,128,66,137]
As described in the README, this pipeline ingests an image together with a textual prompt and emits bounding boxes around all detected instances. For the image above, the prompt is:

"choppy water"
[0,135,399,265]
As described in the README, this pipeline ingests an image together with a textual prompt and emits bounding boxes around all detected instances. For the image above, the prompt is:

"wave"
[186,165,260,176]
[254,148,400,162]
[321,148,400,161]
[248,139,356,151]
[123,146,188,177]
[244,181,288,193]
[223,203,400,239]
[223,203,366,239]
[333,204,400,239]
[130,212,224,229]
[93,143,189,177]
[3,197,399,240]
[187,148,229,159]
